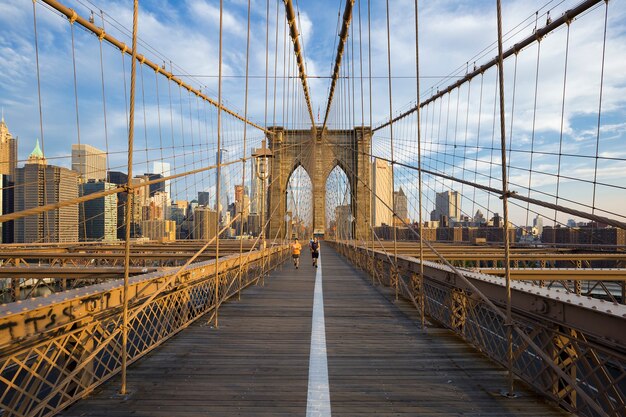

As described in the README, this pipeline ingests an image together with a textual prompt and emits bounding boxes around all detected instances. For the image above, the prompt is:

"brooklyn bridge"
[0,0,624,416]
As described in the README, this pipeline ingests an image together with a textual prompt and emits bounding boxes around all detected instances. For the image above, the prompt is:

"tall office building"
[235,184,244,205]
[14,140,79,243]
[142,191,169,221]
[0,114,17,179]
[216,149,230,221]
[372,158,393,226]
[141,219,176,241]
[393,187,409,225]
[72,144,106,181]
[533,215,544,236]
[80,181,118,241]
[250,160,262,214]
[0,174,14,243]
[193,206,218,240]
[432,190,461,223]
[143,173,165,196]
[198,191,210,207]
[152,161,171,198]
[107,171,128,186]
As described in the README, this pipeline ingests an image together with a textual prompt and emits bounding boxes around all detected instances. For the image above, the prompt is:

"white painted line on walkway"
[306,252,331,417]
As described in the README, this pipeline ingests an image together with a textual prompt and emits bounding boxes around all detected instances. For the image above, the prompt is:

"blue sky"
[1,0,625,227]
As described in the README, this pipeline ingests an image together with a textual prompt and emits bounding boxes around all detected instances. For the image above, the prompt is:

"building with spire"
[14,139,79,243]
[0,112,18,179]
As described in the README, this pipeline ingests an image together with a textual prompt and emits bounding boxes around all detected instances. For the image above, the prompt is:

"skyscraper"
[0,174,14,243]
[80,181,118,241]
[533,215,544,236]
[432,190,461,223]
[152,161,171,198]
[372,158,393,226]
[393,187,409,225]
[0,113,17,179]
[107,171,146,238]
[72,144,107,181]
[250,159,262,214]
[216,149,229,222]
[235,184,244,205]
[143,173,165,196]
[193,206,218,240]
[14,140,79,243]
[198,191,210,207]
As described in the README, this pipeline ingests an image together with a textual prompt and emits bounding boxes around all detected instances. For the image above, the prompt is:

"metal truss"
[0,246,289,417]
[335,242,626,417]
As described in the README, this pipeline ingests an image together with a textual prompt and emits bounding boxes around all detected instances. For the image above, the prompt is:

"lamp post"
[252,139,273,283]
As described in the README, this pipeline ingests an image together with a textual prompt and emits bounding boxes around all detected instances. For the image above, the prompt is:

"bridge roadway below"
[59,243,566,416]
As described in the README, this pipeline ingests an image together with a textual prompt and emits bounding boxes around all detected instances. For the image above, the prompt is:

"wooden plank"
[59,244,567,416]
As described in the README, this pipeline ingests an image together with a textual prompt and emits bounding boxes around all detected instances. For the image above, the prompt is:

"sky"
[0,0,625,228]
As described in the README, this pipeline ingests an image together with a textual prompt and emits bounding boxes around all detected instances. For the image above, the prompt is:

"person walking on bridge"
[309,237,320,268]
[291,237,301,269]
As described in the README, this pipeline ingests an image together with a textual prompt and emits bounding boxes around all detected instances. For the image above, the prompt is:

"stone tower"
[266,126,371,241]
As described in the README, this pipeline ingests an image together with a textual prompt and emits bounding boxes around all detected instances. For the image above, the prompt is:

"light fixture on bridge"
[252,139,273,181]
[252,139,273,240]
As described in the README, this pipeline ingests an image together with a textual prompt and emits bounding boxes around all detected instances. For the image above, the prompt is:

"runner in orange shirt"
[291,237,302,269]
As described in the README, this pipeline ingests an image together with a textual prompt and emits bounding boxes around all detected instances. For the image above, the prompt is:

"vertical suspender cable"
[367,0,375,277]
[414,0,426,329]
[384,0,398,300]
[507,55,518,181]
[214,0,224,328]
[554,23,571,225]
[31,2,51,241]
[121,0,139,396]
[495,0,515,398]
[525,40,541,228]
[99,11,112,189]
[592,1,609,214]
[238,0,252,300]
[70,22,87,241]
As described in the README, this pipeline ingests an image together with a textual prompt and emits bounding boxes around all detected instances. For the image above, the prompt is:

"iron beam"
[353,244,626,348]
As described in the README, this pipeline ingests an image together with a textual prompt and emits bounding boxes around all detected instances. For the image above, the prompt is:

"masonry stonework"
[267,127,372,241]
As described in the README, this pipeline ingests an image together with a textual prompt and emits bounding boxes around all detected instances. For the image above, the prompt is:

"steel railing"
[332,241,626,417]
[0,245,289,417]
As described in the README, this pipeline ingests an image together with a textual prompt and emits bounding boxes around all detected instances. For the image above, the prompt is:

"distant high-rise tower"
[393,187,409,225]
[15,140,78,243]
[80,181,118,241]
[0,113,17,179]
[72,144,107,181]
[432,190,461,223]
[198,191,210,207]
[152,161,171,198]
[0,174,14,243]
[216,149,230,221]
[533,215,544,236]
[250,159,262,214]
[235,184,244,205]
[193,206,218,241]
[372,158,393,226]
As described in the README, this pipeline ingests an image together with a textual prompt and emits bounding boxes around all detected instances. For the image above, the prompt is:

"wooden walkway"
[60,243,566,416]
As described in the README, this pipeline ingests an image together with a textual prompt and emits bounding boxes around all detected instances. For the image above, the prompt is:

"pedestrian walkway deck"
[60,243,566,416]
